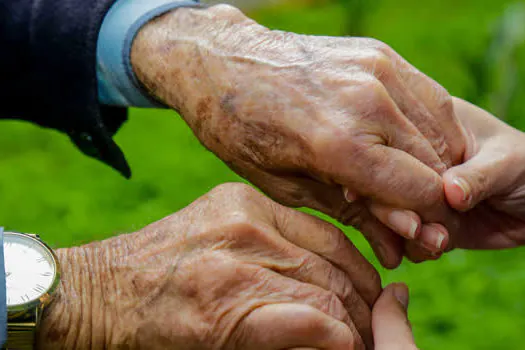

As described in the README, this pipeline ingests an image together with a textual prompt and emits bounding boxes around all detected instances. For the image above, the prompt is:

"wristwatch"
[3,232,61,349]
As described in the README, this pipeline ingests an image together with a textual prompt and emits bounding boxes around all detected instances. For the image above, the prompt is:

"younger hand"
[372,283,418,350]
[372,98,525,259]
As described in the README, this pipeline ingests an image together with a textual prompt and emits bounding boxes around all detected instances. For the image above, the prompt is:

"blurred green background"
[2,0,525,348]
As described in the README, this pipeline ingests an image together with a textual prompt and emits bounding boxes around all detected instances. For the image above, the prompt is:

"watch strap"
[4,307,39,350]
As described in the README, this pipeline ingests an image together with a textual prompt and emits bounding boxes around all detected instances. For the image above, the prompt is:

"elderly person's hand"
[130,4,467,268]
[372,283,418,350]
[36,183,381,349]
[374,98,525,259]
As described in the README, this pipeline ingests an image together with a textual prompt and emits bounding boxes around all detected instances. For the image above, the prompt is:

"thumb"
[372,283,418,350]
[443,140,521,211]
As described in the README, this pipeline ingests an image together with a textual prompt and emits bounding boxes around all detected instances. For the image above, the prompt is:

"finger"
[325,142,461,236]
[443,137,525,212]
[233,303,359,350]
[385,48,466,167]
[270,197,384,305]
[368,203,449,252]
[368,203,446,263]
[368,203,421,240]
[352,207,405,270]
[263,239,373,346]
[419,223,448,251]
[243,169,402,274]
[372,283,418,350]
[404,238,443,264]
[348,38,465,168]
[232,167,405,269]
[230,267,364,349]
[337,75,448,174]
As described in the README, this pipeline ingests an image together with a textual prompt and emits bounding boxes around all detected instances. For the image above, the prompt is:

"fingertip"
[432,223,449,250]
[369,204,421,240]
[379,250,403,270]
[373,282,417,349]
[373,283,411,324]
[443,172,472,211]
[404,239,443,264]
[343,187,359,203]
[388,210,421,240]
[390,283,409,310]
[419,223,449,252]
[365,231,403,270]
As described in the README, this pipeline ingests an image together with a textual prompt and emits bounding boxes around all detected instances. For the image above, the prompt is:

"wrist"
[36,244,113,349]
[130,4,266,112]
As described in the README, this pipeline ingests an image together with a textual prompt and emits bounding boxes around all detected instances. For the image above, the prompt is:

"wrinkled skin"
[393,98,525,259]
[36,183,382,349]
[130,5,467,268]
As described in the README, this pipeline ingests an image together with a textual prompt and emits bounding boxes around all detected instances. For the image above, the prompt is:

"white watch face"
[4,233,57,307]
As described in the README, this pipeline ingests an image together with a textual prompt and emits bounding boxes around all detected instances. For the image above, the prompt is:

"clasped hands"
[131,4,525,265]
[36,4,525,349]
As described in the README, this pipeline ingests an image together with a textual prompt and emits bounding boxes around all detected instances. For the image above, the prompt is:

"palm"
[450,196,525,250]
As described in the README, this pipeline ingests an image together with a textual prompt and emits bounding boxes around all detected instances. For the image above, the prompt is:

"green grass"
[1,0,525,348]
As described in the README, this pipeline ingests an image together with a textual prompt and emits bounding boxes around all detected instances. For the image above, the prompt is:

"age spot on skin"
[194,97,213,137]
[220,92,237,116]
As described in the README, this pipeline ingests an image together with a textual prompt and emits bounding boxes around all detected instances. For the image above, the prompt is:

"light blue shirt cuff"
[0,227,6,346]
[97,0,201,107]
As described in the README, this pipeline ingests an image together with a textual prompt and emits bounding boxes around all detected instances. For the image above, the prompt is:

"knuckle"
[319,290,349,323]
[318,226,345,256]
[330,227,349,254]
[436,89,454,114]
[221,211,264,241]
[359,37,392,53]
[338,275,359,307]
[208,4,245,20]
[211,183,264,208]
[417,175,445,208]
[356,80,396,118]
[363,50,393,76]
[297,253,318,275]
[360,79,388,98]
[366,270,382,303]
[309,128,353,163]
[211,182,255,198]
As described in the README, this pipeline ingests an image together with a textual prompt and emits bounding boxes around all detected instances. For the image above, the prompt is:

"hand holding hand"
[130,4,467,268]
[443,98,525,249]
[374,98,525,258]
[372,284,418,350]
[36,183,381,349]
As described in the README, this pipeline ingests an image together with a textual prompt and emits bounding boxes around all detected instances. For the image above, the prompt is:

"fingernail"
[343,187,358,203]
[388,210,418,239]
[393,284,409,310]
[436,232,445,250]
[420,225,446,252]
[453,177,472,204]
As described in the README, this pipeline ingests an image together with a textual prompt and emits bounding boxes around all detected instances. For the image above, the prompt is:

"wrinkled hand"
[130,5,467,268]
[372,283,418,350]
[36,183,381,349]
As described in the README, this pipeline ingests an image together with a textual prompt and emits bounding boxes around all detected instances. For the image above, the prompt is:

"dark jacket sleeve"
[0,0,131,177]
